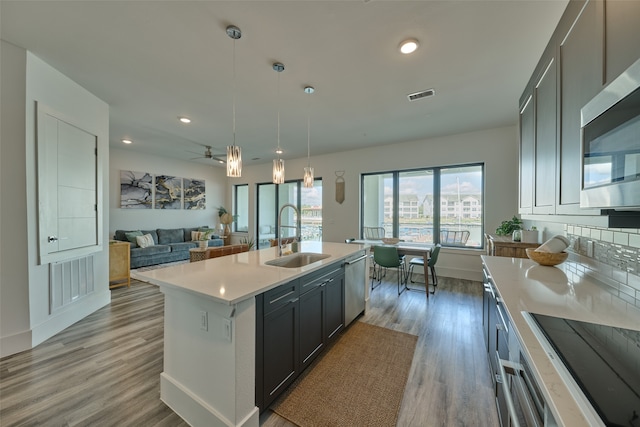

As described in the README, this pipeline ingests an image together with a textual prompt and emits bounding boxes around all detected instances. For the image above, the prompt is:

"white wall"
[25,52,111,347]
[0,41,31,355]
[227,126,520,280]
[109,148,227,235]
[0,43,112,357]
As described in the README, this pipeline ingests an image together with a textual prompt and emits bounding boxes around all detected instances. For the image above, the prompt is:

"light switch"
[223,318,232,341]
[200,311,208,331]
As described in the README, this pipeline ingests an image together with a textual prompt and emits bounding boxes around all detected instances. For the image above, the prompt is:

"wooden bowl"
[526,248,568,266]
[381,238,400,245]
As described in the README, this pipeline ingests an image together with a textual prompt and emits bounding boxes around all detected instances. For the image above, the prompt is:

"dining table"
[351,240,434,295]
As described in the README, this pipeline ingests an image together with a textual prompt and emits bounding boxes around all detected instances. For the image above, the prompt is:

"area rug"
[271,321,418,427]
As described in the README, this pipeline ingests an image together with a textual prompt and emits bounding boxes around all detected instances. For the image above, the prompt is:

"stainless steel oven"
[581,57,640,209]
[497,326,549,427]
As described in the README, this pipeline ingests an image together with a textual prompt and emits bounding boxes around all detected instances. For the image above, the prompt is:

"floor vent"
[408,88,435,101]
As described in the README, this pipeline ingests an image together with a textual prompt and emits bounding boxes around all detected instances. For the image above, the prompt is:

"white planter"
[521,230,541,244]
[199,240,207,249]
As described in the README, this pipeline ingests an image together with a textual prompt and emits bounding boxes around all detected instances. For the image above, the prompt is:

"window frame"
[233,184,249,233]
[256,177,322,247]
[360,163,484,249]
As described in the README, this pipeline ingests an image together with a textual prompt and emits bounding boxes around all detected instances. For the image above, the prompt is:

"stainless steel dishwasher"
[344,251,367,326]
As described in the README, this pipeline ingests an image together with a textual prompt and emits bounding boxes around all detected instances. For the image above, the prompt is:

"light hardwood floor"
[1,274,499,427]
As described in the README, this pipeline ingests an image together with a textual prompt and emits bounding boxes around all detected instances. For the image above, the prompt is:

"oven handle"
[512,366,544,427]
[498,358,522,427]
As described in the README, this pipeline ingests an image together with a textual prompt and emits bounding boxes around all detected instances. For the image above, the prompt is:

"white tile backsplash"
[601,230,614,243]
[563,223,640,307]
[614,232,630,246]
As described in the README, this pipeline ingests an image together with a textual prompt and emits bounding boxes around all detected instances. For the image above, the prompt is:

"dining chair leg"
[431,265,438,288]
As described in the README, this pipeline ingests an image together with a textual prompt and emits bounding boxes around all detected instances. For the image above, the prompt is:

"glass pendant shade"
[273,158,285,184]
[226,25,242,178]
[303,166,314,188]
[226,145,242,177]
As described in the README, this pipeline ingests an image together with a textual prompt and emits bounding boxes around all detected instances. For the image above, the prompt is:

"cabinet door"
[557,0,604,214]
[519,93,534,214]
[324,272,345,342]
[604,0,640,84]
[533,54,558,214]
[299,284,325,369]
[261,295,299,409]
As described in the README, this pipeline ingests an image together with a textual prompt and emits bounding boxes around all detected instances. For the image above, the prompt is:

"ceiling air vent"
[407,88,435,102]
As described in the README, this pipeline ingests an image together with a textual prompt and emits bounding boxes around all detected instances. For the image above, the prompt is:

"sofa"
[114,227,224,269]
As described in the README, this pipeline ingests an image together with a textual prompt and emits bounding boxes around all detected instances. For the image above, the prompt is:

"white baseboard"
[161,373,259,427]
[0,329,32,358]
[31,289,111,348]
[409,267,483,282]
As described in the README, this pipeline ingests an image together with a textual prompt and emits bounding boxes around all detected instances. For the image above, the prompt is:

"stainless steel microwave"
[581,57,640,209]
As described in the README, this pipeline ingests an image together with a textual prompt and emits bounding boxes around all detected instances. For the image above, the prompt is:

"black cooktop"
[530,313,640,427]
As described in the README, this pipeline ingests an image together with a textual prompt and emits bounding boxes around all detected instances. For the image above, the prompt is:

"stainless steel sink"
[265,252,330,268]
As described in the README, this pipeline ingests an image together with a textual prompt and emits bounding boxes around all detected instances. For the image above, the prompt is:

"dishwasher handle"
[344,254,368,265]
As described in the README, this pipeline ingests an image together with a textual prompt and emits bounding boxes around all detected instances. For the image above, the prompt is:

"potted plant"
[240,235,256,251]
[495,216,523,237]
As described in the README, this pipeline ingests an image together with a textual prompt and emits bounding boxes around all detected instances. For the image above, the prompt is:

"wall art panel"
[120,170,152,209]
[183,178,205,210]
[154,175,182,209]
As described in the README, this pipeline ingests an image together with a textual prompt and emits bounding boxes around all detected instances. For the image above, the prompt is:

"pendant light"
[226,25,242,177]
[303,86,315,188]
[272,62,285,184]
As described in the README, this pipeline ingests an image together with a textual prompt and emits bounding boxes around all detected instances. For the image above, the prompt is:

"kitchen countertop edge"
[481,255,640,427]
[132,242,370,306]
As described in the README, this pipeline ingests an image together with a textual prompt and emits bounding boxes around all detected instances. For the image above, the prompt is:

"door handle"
[48,236,59,242]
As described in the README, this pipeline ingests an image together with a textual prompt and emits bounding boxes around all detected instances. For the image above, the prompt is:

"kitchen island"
[482,255,640,426]
[132,241,368,427]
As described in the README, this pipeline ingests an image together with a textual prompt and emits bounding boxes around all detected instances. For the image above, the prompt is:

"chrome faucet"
[277,203,301,256]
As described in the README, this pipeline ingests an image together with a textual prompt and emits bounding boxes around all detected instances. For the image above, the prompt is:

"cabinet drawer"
[300,263,342,295]
[263,280,299,316]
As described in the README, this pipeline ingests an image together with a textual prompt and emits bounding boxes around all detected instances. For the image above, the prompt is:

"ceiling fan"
[188,146,226,164]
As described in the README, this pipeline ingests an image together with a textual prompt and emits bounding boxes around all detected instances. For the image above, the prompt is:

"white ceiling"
[1,0,568,168]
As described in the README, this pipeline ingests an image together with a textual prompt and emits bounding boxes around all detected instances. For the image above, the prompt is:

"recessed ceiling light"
[399,39,419,54]
[122,139,132,144]
[179,117,191,124]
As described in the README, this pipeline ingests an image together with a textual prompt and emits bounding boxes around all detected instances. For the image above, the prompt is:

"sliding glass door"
[257,178,322,248]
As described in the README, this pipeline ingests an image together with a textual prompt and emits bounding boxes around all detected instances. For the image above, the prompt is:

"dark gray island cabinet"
[255,262,345,410]
[133,241,368,427]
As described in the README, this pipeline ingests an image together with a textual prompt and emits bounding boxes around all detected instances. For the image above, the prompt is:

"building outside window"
[361,164,484,248]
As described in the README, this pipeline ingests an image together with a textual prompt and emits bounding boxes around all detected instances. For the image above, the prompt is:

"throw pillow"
[125,231,143,247]
[136,233,155,248]
[191,231,204,241]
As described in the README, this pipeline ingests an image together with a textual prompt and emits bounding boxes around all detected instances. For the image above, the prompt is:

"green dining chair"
[371,245,407,295]
[408,244,441,294]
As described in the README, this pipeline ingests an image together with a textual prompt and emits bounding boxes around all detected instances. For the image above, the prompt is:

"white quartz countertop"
[481,255,640,427]
[132,241,368,305]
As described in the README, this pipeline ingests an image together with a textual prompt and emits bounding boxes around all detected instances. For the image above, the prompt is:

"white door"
[38,103,98,264]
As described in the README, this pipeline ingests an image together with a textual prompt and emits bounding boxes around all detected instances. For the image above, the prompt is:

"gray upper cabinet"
[604,0,640,85]
[533,52,558,215]
[519,94,534,214]
[557,0,603,214]
[519,0,640,222]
